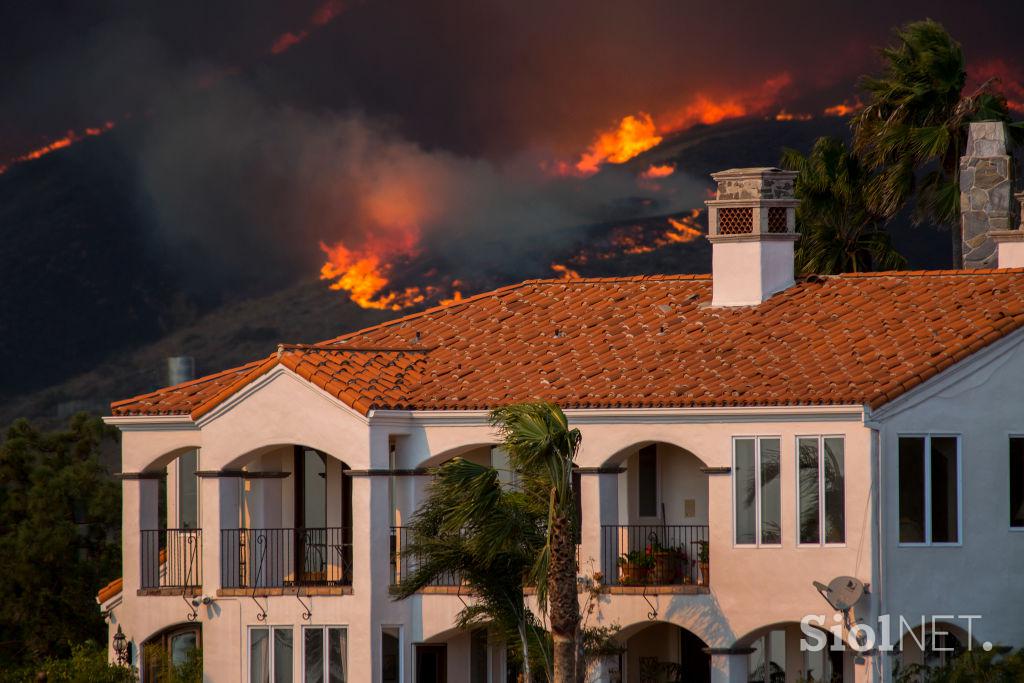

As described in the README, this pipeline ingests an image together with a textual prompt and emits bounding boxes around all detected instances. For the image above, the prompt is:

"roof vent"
[705,167,799,306]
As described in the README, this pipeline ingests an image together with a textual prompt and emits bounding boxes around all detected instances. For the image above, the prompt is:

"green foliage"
[851,19,1015,265]
[0,642,135,683]
[781,137,907,275]
[0,414,122,669]
[617,549,653,568]
[895,646,1024,682]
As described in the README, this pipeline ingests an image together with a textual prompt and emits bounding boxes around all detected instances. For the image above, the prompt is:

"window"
[734,437,781,545]
[141,624,200,683]
[380,627,401,683]
[303,627,348,683]
[638,445,658,517]
[1011,438,1024,528]
[747,629,786,682]
[251,627,293,683]
[898,436,960,544]
[178,449,198,529]
[798,436,845,545]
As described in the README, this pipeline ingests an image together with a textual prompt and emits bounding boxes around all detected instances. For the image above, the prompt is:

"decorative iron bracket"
[642,583,657,621]
[182,592,198,622]
[251,592,268,622]
[295,594,312,621]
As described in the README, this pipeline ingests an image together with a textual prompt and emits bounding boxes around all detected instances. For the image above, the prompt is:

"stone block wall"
[961,122,1013,268]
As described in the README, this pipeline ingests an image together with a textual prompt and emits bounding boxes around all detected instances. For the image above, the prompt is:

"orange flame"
[318,240,430,311]
[0,121,115,175]
[823,99,864,117]
[774,109,812,121]
[439,291,464,306]
[550,263,582,280]
[573,113,662,175]
[270,0,346,55]
[640,163,675,179]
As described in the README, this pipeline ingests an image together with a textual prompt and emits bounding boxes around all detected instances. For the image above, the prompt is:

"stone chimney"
[705,167,799,306]
[991,192,1024,268]
[960,121,1013,268]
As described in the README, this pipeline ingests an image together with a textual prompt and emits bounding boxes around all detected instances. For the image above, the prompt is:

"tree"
[895,645,1024,682]
[781,137,907,275]
[391,457,551,679]
[851,19,1013,267]
[0,414,122,669]
[490,402,582,683]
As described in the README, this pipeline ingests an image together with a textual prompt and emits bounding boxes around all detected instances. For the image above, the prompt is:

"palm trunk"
[548,508,580,683]
[517,619,531,682]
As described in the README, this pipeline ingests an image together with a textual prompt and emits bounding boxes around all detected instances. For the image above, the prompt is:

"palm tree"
[781,137,906,274]
[851,19,1013,267]
[392,457,550,679]
[490,402,582,683]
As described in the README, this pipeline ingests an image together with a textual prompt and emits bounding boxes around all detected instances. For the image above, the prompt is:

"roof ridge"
[277,343,433,353]
[836,267,1024,278]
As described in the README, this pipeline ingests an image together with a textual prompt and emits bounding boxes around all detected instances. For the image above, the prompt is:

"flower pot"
[651,551,681,584]
[618,562,648,585]
[698,561,710,586]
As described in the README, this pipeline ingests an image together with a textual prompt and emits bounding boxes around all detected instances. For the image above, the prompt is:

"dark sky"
[1,0,1021,162]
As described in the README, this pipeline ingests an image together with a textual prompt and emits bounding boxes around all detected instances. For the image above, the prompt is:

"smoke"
[138,80,705,295]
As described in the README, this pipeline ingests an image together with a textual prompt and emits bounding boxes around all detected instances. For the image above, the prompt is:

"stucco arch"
[599,437,709,470]
[219,441,352,472]
[416,442,498,470]
[140,445,202,473]
[892,619,974,652]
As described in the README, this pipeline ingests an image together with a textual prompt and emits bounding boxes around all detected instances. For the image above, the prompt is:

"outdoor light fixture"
[112,625,129,666]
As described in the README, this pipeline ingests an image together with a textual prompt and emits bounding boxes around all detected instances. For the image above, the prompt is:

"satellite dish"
[813,576,865,612]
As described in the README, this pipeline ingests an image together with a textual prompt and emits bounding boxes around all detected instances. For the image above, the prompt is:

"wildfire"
[968,59,1024,113]
[823,99,864,117]
[270,0,346,55]
[774,109,812,122]
[640,163,675,179]
[550,263,582,280]
[573,113,662,176]
[0,121,116,175]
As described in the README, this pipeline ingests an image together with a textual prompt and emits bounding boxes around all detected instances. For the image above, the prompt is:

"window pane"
[170,631,197,668]
[638,445,657,517]
[931,437,958,543]
[899,437,926,543]
[251,629,270,683]
[734,439,757,544]
[798,438,820,544]
[381,629,400,683]
[304,450,327,528]
[1012,439,1024,528]
[328,628,347,683]
[178,450,198,529]
[760,439,781,544]
[275,628,294,683]
[823,437,845,544]
[305,628,324,683]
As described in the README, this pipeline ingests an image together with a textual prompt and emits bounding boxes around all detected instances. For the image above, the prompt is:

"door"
[415,645,447,683]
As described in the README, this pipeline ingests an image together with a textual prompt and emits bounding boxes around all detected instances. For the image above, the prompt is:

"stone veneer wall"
[961,122,1013,268]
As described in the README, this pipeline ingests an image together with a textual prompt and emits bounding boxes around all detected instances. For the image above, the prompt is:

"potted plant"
[617,550,653,585]
[648,541,686,585]
[696,540,710,586]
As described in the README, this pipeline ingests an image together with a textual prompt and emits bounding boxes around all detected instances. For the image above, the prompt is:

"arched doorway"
[141,623,201,682]
[619,622,710,683]
[895,621,969,674]
[740,623,845,683]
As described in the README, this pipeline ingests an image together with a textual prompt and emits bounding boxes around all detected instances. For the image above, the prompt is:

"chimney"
[705,167,799,306]
[166,356,195,386]
[960,121,1013,268]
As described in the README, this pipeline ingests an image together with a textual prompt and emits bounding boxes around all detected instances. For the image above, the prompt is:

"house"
[99,122,1024,682]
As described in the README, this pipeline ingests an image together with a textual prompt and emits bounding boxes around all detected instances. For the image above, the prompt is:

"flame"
[968,59,1024,113]
[640,163,675,179]
[270,0,346,55]
[318,240,432,311]
[0,121,115,175]
[551,263,582,280]
[823,99,864,117]
[439,291,464,306]
[573,113,662,175]
[774,109,812,121]
[665,214,703,243]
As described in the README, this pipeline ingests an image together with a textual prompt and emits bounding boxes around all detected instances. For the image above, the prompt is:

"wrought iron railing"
[601,524,709,587]
[389,526,462,587]
[140,528,203,590]
[221,528,352,589]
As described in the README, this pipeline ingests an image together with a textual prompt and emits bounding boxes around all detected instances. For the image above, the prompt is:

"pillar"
[960,121,1013,268]
[708,650,750,683]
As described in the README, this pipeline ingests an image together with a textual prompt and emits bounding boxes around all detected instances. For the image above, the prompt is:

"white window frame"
[897,434,963,547]
[248,625,293,683]
[732,436,783,548]
[301,625,349,682]
[795,435,847,548]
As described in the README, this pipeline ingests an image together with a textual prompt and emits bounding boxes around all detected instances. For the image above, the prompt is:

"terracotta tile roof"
[110,270,1024,418]
[97,576,123,603]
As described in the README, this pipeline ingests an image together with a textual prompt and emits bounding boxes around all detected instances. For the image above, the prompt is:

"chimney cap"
[710,166,795,179]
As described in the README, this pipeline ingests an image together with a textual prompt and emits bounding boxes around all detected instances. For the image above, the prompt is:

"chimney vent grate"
[718,207,753,235]
[767,207,788,233]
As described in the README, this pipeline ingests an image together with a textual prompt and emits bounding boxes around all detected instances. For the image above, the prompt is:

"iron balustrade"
[140,529,203,590]
[221,528,353,589]
[601,524,709,587]
[389,526,462,587]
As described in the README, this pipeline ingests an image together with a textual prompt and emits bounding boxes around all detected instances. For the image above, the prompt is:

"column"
[579,470,618,580]
[123,476,160,595]
[708,651,750,683]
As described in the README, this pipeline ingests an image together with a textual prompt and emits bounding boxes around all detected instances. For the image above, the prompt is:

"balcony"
[602,524,709,590]
[220,528,352,594]
[140,528,203,593]
[389,526,463,590]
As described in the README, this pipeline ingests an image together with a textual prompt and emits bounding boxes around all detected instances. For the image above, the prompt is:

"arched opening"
[140,622,201,683]
[895,621,969,673]
[221,444,353,590]
[738,622,846,682]
[611,621,710,683]
[602,442,709,587]
[139,448,202,593]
